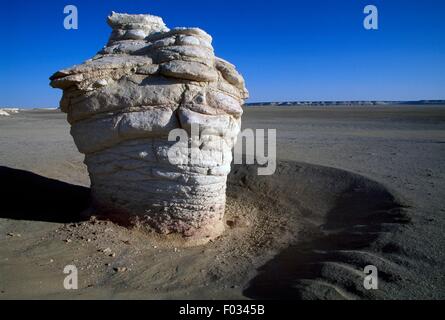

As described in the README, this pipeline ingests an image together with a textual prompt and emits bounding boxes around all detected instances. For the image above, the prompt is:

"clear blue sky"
[1,0,444,107]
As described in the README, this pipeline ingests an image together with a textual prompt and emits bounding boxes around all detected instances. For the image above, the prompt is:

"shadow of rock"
[0,166,90,223]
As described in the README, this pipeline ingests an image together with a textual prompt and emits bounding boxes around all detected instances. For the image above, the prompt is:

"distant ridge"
[2,100,444,110]
[245,100,445,106]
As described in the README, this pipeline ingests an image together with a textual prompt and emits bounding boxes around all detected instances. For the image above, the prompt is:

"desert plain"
[0,105,444,299]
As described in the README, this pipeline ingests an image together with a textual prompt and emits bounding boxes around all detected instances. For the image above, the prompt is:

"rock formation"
[50,12,248,243]
[0,108,19,116]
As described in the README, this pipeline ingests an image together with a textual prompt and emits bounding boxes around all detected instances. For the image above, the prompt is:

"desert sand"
[0,106,444,299]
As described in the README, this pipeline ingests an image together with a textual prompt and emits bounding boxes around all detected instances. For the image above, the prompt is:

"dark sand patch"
[0,166,90,223]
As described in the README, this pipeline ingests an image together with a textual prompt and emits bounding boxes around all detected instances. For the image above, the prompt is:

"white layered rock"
[50,12,248,242]
[0,108,19,116]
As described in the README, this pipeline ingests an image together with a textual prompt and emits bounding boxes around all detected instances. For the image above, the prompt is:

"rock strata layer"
[50,12,248,242]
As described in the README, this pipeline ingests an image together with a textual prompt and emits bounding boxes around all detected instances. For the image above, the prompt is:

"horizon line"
[2,99,445,109]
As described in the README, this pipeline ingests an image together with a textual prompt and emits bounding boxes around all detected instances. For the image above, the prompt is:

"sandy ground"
[0,106,444,299]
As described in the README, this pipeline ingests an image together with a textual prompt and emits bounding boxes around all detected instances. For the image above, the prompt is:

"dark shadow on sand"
[0,166,90,223]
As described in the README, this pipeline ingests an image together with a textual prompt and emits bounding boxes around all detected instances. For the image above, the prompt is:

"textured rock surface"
[50,12,248,242]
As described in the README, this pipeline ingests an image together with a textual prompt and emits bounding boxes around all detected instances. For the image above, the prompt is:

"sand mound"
[230,161,409,299]
[0,160,409,299]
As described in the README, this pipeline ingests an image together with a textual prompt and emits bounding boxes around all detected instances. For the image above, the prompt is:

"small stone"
[101,247,112,254]
[7,232,21,237]
[65,239,72,243]
[109,253,116,257]
[114,267,127,272]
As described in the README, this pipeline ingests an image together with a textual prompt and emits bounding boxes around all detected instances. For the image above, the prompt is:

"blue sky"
[0,0,444,107]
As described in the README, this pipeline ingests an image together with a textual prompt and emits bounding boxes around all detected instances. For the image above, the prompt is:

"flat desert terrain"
[0,106,444,299]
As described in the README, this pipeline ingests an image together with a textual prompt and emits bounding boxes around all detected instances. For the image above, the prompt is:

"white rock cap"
[107,11,169,34]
